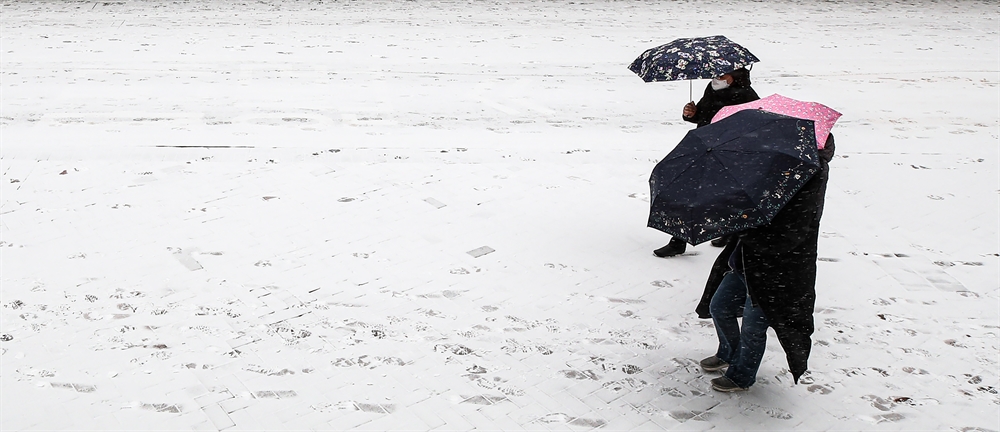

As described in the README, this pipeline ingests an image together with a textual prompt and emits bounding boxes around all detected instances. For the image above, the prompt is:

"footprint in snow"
[606,296,646,304]
[738,400,793,420]
[603,377,651,392]
[182,363,215,370]
[870,367,890,377]
[459,394,509,405]
[963,374,984,385]
[945,338,973,348]
[628,192,650,202]
[50,382,97,393]
[17,368,55,378]
[807,384,834,394]
[137,403,182,413]
[862,394,897,411]
[659,387,687,397]
[500,339,552,355]
[434,344,474,356]
[668,409,715,421]
[898,347,932,357]
[253,390,298,399]
[535,413,607,428]
[860,413,905,424]
[560,369,600,380]
[585,356,644,375]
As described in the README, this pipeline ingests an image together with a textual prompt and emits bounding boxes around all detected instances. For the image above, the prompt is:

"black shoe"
[699,356,729,372]
[653,240,686,257]
[710,235,731,247]
[711,376,748,392]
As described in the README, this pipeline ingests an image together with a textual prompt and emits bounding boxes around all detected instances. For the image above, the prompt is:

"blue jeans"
[710,272,769,388]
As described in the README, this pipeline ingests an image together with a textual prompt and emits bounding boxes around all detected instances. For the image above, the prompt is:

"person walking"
[654,67,760,257]
[696,134,836,392]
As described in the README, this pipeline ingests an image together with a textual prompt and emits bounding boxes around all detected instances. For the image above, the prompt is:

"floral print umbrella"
[628,35,761,83]
[711,93,842,149]
[648,110,820,245]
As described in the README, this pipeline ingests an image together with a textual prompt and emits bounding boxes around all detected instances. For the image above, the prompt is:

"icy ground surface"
[1,0,998,430]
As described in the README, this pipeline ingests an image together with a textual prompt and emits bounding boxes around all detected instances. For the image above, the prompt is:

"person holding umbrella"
[697,133,836,392]
[653,67,761,257]
[629,35,764,258]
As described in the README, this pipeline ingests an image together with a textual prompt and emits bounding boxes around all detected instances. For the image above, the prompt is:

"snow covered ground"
[1,0,998,430]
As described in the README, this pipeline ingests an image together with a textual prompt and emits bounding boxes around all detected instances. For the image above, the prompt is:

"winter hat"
[729,67,752,88]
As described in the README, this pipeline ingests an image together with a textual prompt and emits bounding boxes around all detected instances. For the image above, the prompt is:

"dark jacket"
[695,134,836,383]
[683,68,760,127]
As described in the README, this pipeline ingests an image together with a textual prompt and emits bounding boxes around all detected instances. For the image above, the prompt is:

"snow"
[1,0,998,430]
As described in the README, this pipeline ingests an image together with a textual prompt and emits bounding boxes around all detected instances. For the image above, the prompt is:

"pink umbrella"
[710,93,842,149]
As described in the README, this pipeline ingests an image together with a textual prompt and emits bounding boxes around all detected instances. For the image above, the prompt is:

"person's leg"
[708,272,747,364]
[723,293,769,388]
[653,236,687,257]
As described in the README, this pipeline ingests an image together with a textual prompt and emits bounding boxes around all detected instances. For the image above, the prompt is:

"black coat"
[683,80,760,128]
[695,135,836,383]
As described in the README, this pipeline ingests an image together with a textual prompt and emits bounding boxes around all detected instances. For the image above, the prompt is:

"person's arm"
[684,85,715,126]
[682,102,698,124]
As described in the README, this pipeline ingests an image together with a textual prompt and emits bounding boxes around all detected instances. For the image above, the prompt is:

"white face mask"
[711,78,730,90]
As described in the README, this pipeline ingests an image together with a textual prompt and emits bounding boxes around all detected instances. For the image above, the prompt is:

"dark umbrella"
[647,109,820,245]
[628,35,760,99]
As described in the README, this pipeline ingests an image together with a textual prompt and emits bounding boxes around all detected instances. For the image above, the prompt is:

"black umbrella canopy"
[648,110,820,245]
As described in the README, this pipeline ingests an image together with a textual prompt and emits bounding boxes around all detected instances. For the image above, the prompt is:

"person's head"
[711,67,752,90]
[726,67,752,87]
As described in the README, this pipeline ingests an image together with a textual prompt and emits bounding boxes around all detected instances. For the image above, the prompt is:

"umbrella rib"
[705,151,759,208]
[655,138,708,193]
[657,155,704,199]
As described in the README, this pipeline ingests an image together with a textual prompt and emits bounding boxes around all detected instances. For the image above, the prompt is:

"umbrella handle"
[690,80,693,102]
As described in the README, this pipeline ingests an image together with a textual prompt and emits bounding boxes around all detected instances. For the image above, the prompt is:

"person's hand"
[683,102,696,118]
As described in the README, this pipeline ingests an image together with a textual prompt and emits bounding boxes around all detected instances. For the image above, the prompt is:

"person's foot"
[711,376,748,392]
[699,356,729,372]
[653,240,686,257]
